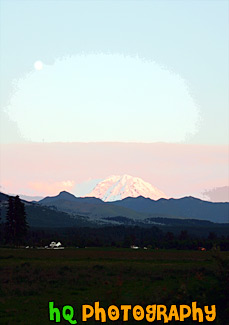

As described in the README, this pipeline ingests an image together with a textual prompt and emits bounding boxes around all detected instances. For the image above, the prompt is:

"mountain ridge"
[1,191,228,225]
[37,191,229,223]
[111,195,229,223]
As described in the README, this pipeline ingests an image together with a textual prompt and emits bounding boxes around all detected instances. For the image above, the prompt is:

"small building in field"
[49,241,64,249]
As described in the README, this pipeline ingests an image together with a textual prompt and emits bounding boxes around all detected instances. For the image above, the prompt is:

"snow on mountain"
[85,174,168,202]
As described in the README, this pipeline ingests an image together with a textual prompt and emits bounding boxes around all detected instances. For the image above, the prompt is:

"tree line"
[0,195,28,245]
[9,225,228,251]
[0,196,228,250]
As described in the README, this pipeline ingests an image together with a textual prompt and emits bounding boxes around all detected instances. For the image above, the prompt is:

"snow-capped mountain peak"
[85,174,167,202]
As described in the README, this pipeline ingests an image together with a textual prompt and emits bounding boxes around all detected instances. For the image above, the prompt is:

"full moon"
[34,60,43,70]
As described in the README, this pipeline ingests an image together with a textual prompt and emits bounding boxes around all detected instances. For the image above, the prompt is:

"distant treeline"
[1,225,228,250]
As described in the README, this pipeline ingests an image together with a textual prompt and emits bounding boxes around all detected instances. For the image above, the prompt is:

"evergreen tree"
[0,205,3,243]
[5,196,15,243]
[5,195,28,245]
[14,195,28,243]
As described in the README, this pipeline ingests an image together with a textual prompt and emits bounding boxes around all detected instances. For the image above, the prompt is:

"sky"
[0,0,228,199]
[0,142,228,200]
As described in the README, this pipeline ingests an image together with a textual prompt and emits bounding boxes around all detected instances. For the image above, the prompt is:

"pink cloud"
[0,142,228,198]
[27,180,75,196]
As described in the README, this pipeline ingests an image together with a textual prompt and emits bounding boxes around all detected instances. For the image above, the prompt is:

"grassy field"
[0,248,228,324]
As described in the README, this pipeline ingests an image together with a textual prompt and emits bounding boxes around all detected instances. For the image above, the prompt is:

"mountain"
[111,196,229,223]
[0,192,96,228]
[1,190,228,227]
[39,191,147,220]
[0,192,9,202]
[38,190,229,223]
[39,190,103,205]
[85,174,167,202]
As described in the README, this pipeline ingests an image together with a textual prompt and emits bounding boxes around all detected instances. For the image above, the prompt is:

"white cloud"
[6,54,200,142]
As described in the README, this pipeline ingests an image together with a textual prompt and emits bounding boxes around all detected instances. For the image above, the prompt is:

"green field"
[0,248,228,324]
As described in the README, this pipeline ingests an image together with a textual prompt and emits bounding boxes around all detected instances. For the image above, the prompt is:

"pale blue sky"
[0,0,228,144]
